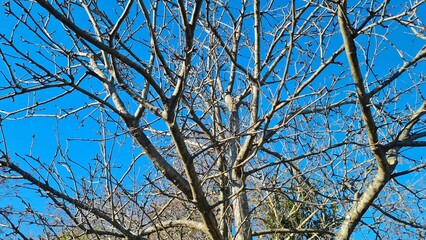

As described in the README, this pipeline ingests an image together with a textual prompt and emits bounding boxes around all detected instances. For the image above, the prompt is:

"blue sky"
[1,0,426,239]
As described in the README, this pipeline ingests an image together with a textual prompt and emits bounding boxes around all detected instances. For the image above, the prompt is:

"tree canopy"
[0,0,426,239]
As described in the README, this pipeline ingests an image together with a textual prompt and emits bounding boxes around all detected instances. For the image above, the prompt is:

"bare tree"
[1,0,426,239]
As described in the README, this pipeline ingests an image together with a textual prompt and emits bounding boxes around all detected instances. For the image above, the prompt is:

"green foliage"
[261,189,339,240]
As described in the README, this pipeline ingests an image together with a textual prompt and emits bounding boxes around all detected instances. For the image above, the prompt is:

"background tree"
[0,0,426,239]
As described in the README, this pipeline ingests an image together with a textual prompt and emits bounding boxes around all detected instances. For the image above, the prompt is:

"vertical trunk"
[231,169,252,240]
[230,0,261,238]
[227,100,252,240]
[221,1,252,238]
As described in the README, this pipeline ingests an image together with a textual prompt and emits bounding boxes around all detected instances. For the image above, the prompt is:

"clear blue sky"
[1,1,425,239]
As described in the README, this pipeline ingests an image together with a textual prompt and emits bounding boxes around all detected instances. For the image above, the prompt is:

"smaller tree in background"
[260,179,340,239]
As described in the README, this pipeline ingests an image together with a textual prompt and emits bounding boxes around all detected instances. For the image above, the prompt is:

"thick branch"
[141,219,208,236]
[335,2,390,239]
[124,120,193,199]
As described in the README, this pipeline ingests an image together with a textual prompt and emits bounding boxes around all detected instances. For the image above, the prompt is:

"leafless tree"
[1,0,426,239]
